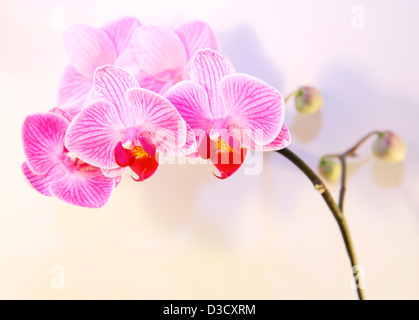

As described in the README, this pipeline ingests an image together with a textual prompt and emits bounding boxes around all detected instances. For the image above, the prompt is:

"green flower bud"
[373,131,406,163]
[319,158,342,183]
[294,86,323,114]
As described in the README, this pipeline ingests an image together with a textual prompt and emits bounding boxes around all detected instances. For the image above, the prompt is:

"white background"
[0,0,418,299]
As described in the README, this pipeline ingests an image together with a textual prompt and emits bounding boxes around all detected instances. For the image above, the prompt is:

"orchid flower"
[165,49,291,179]
[65,65,193,181]
[22,112,117,208]
[58,17,141,118]
[118,20,219,94]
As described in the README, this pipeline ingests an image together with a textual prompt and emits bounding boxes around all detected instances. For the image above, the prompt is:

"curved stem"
[284,90,299,104]
[276,148,365,300]
[323,131,382,212]
[343,131,381,157]
[338,155,347,211]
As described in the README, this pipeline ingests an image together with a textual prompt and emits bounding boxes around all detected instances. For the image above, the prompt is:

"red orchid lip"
[114,141,159,181]
[130,154,159,181]
[115,141,135,167]
[209,138,247,180]
[211,147,247,179]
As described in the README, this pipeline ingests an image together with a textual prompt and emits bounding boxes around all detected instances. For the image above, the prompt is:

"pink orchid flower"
[65,65,193,181]
[22,112,117,208]
[165,49,291,179]
[58,17,141,118]
[118,20,219,95]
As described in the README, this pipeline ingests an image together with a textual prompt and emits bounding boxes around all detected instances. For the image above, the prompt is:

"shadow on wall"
[217,23,284,91]
[318,61,416,137]
[127,156,262,249]
[218,24,325,145]
[289,111,324,145]
[318,62,411,189]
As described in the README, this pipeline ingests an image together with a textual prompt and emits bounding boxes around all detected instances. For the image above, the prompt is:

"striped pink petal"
[174,21,220,61]
[60,86,96,119]
[219,73,284,145]
[94,65,139,127]
[164,80,213,131]
[63,24,116,78]
[170,123,198,156]
[125,88,187,154]
[263,123,291,151]
[137,70,169,94]
[102,16,141,55]
[22,113,69,175]
[65,100,126,169]
[49,166,115,208]
[191,49,234,118]
[50,107,73,122]
[57,65,92,109]
[115,53,172,94]
[133,26,187,82]
[115,49,142,82]
[101,166,129,178]
[22,162,63,197]
[240,122,291,151]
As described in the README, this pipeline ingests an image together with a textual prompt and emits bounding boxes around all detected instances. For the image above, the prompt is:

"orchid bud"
[372,131,406,163]
[319,158,342,183]
[294,86,323,114]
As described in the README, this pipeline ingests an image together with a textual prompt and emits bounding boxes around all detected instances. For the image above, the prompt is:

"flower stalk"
[284,90,298,104]
[276,148,365,300]
[322,131,380,211]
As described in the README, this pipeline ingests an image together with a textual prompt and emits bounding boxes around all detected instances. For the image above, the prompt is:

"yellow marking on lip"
[217,139,234,153]
[132,146,151,159]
